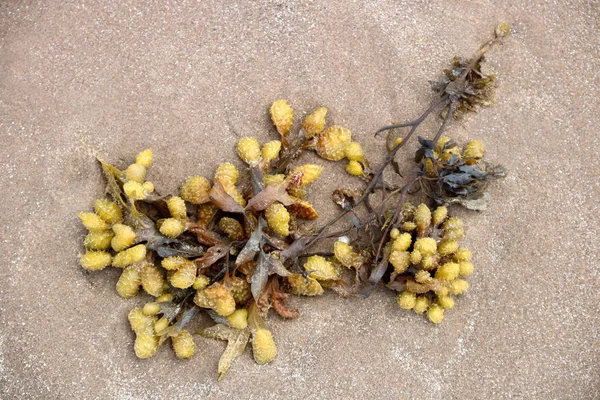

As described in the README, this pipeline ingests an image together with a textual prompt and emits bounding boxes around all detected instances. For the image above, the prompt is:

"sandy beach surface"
[1,1,598,398]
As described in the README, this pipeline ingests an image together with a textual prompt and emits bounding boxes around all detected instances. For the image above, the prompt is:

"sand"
[0,1,598,399]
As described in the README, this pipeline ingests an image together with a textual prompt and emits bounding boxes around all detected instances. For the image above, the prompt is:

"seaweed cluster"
[76,23,510,379]
[77,100,373,378]
[382,203,473,324]
[415,136,507,209]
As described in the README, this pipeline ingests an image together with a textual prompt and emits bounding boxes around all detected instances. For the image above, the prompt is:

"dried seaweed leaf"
[366,259,389,287]
[155,242,205,258]
[236,219,265,266]
[266,252,293,278]
[188,225,226,247]
[271,289,299,319]
[156,301,178,318]
[210,180,245,213]
[247,301,268,331]
[251,252,269,301]
[160,298,186,323]
[249,164,265,195]
[134,214,173,249]
[199,323,251,381]
[217,329,250,381]
[194,245,228,270]
[280,236,311,263]
[245,181,296,212]
[236,260,256,277]
[261,233,289,251]
[250,252,290,301]
[256,277,274,316]
[97,158,128,210]
[171,306,200,334]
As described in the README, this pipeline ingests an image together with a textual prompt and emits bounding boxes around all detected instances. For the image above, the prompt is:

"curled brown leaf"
[245,181,296,212]
[194,245,228,270]
[271,289,299,319]
[188,225,226,246]
[210,180,245,213]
